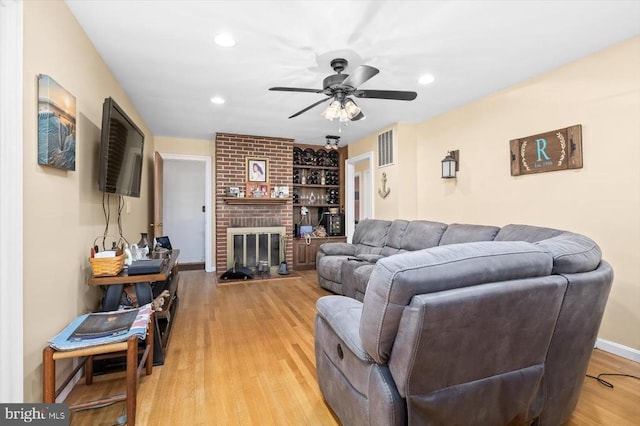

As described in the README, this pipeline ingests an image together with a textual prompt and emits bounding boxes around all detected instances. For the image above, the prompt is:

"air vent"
[378,130,394,167]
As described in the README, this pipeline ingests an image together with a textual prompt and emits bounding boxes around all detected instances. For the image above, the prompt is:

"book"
[69,309,139,341]
[49,304,152,351]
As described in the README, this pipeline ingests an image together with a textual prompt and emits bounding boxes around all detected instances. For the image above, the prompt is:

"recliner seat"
[314,220,612,425]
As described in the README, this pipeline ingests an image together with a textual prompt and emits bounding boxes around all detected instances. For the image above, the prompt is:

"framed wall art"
[37,74,76,170]
[246,158,268,182]
[509,125,582,176]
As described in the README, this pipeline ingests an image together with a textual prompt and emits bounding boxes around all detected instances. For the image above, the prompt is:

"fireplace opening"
[227,226,286,275]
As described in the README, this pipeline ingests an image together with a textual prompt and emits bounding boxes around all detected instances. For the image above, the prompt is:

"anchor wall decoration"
[378,172,391,199]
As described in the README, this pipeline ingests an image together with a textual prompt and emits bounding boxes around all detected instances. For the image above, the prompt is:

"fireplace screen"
[227,227,285,274]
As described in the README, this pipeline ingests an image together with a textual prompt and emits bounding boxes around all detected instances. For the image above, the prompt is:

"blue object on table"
[48,304,152,351]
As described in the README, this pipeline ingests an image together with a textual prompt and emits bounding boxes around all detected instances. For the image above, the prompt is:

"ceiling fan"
[269,58,417,121]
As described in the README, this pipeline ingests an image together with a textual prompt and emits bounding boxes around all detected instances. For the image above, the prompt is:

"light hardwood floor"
[65,270,640,425]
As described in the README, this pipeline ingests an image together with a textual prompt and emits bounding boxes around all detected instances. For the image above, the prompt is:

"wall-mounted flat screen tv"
[98,97,145,198]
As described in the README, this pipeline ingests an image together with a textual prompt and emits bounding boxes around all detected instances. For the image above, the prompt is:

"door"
[153,151,164,239]
[354,173,361,224]
[346,152,374,242]
[163,159,206,264]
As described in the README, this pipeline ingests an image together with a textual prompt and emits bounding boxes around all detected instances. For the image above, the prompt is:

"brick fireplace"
[215,133,294,273]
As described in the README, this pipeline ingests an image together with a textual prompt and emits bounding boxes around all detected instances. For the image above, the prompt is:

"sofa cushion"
[534,233,602,274]
[360,241,554,364]
[381,220,410,257]
[315,297,373,399]
[399,220,447,251]
[318,254,352,284]
[316,296,371,362]
[439,223,500,245]
[319,242,356,256]
[353,219,392,256]
[494,224,565,242]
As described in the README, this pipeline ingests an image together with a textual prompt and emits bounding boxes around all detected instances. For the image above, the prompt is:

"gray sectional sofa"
[314,219,613,425]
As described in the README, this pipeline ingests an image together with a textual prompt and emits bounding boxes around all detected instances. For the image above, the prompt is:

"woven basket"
[90,251,125,277]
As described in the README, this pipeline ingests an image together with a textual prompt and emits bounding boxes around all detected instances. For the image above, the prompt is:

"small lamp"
[441,150,459,179]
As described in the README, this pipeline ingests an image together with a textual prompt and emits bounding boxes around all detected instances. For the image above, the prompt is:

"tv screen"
[98,97,145,198]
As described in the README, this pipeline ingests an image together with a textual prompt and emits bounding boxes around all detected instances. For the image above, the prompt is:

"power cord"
[117,195,129,245]
[586,373,640,388]
[102,192,111,250]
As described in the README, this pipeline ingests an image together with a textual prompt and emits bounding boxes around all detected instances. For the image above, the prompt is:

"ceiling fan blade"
[341,65,379,89]
[288,97,332,119]
[269,87,324,93]
[354,90,417,101]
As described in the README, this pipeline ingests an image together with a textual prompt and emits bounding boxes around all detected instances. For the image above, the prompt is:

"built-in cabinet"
[294,235,347,270]
[292,143,347,270]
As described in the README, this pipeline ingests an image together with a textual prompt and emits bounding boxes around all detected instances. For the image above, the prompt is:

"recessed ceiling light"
[214,33,236,47]
[418,74,436,85]
[210,96,225,105]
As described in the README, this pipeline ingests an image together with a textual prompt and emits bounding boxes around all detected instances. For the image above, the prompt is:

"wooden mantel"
[223,197,290,205]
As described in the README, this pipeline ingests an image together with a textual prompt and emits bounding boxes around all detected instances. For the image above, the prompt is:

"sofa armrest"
[319,242,356,256]
[316,295,372,362]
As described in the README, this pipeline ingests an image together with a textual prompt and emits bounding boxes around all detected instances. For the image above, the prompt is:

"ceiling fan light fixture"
[343,98,361,118]
[322,100,342,120]
[325,135,340,150]
[322,98,361,121]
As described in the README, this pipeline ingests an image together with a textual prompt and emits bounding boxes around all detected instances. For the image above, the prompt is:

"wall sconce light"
[441,150,459,179]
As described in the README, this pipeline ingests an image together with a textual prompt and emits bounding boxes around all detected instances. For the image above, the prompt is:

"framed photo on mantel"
[246,181,270,198]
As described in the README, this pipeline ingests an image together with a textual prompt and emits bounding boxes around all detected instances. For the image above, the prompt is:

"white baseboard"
[56,366,83,404]
[595,338,640,363]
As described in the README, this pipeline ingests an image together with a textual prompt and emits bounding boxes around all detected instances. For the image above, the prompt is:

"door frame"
[346,151,374,243]
[159,153,213,272]
[0,0,24,402]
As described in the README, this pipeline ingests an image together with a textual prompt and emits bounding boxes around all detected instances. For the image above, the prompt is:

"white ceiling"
[65,0,640,146]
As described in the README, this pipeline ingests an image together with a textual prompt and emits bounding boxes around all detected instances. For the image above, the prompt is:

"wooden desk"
[88,250,179,364]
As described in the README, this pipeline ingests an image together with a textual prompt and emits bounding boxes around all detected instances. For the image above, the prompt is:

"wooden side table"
[42,314,154,426]
[87,249,180,365]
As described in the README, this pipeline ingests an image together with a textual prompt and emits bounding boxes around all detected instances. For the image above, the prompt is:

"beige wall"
[22,1,154,401]
[154,136,215,158]
[154,136,216,268]
[348,123,420,220]
[348,36,640,351]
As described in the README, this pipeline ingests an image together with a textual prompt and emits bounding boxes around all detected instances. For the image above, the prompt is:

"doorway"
[0,0,24,401]
[346,152,374,243]
[158,153,213,271]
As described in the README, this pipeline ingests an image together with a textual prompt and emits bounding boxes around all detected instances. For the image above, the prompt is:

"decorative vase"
[138,232,150,249]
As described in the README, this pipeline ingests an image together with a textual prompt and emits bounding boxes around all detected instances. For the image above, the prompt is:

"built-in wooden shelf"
[223,197,290,205]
